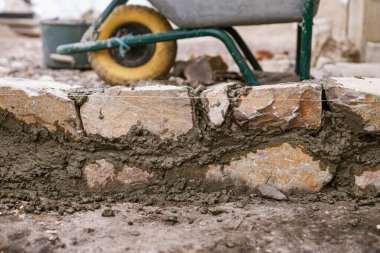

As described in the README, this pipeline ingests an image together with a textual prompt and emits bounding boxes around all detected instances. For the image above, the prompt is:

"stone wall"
[0,77,379,198]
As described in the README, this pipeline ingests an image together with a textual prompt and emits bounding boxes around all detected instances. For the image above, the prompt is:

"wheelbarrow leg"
[299,0,315,81]
[223,27,263,71]
[295,24,302,76]
[206,29,260,86]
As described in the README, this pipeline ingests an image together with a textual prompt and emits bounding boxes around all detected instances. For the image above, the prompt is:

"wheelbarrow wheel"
[90,5,177,85]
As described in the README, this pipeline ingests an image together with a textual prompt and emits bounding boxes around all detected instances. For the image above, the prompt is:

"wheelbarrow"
[57,0,320,86]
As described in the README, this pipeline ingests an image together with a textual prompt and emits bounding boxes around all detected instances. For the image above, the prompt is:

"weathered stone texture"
[83,159,151,188]
[0,78,80,137]
[354,167,380,192]
[325,77,380,132]
[80,86,194,139]
[172,55,228,86]
[201,83,232,127]
[233,83,322,132]
[206,143,335,193]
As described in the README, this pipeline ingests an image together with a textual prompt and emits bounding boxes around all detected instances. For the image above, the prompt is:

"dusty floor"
[0,25,380,253]
[0,200,379,253]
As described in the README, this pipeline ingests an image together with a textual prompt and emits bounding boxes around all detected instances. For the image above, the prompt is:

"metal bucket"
[41,20,91,69]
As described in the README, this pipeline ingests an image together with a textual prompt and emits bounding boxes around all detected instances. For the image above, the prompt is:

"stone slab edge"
[0,78,82,138]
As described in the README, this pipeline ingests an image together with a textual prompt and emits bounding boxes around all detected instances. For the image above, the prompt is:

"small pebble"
[24,205,35,213]
[349,218,360,227]
[226,241,234,248]
[311,205,320,211]
[235,202,246,208]
[209,207,228,216]
[93,203,101,209]
[130,231,140,236]
[102,208,115,217]
[162,215,178,225]
[199,207,208,214]
[84,228,95,233]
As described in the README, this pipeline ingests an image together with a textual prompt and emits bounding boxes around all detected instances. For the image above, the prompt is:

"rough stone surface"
[354,168,380,191]
[80,86,194,139]
[201,83,232,127]
[257,184,288,201]
[0,78,81,137]
[83,159,151,189]
[2,77,380,197]
[325,77,380,132]
[206,143,335,193]
[171,55,228,86]
[233,82,322,132]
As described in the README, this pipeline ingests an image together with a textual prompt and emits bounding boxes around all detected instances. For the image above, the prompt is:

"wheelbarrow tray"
[149,0,319,28]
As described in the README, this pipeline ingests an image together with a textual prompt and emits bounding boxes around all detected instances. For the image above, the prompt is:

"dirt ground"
[0,199,379,253]
[0,25,380,253]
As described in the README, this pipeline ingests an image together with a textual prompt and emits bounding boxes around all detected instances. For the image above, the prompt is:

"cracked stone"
[325,77,380,133]
[0,77,81,137]
[206,143,335,193]
[80,85,194,139]
[233,82,322,132]
[201,82,234,126]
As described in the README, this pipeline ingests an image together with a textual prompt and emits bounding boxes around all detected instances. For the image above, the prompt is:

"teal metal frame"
[57,0,316,86]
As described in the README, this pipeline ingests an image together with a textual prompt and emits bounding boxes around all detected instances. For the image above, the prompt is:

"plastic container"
[41,19,91,69]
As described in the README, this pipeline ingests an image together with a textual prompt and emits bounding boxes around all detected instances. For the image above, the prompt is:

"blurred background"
[0,0,379,87]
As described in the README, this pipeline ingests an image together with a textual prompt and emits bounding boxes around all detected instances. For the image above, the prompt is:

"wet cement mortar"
[0,83,379,215]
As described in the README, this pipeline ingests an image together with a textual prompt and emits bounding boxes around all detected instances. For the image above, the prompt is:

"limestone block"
[201,83,232,127]
[0,78,81,137]
[325,77,380,132]
[233,83,322,132]
[80,85,194,139]
[206,143,335,193]
[83,159,151,188]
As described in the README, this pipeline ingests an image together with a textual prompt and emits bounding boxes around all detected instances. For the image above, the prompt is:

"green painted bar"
[57,28,260,86]
[299,0,315,81]
[224,27,263,71]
